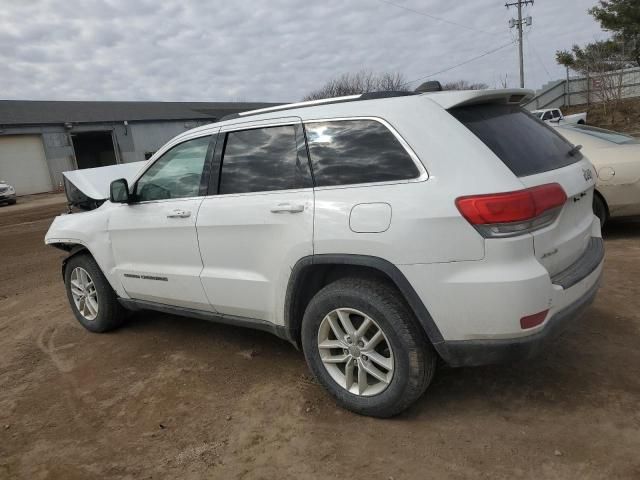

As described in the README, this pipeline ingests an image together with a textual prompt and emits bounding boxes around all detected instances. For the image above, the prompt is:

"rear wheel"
[301,277,435,417]
[593,193,608,228]
[64,254,127,332]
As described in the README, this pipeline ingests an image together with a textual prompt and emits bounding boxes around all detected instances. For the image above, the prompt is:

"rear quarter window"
[449,104,580,177]
[304,119,420,187]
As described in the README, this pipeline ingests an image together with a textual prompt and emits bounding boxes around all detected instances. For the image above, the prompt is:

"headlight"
[8,186,15,192]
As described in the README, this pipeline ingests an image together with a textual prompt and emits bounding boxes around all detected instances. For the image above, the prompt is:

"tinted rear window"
[450,104,580,177]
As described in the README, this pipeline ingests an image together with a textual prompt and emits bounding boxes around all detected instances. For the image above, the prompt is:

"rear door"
[450,104,597,277]
[108,134,216,310]
[196,119,314,322]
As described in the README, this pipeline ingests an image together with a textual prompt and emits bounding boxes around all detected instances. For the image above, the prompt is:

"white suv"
[45,89,604,417]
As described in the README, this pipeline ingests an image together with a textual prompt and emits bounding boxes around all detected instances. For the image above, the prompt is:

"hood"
[63,161,146,210]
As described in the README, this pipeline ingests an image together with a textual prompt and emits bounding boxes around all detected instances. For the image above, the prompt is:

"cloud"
[0,0,606,102]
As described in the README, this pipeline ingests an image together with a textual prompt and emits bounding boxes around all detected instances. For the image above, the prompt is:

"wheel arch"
[58,242,130,301]
[60,244,91,279]
[593,189,609,225]
[284,254,446,355]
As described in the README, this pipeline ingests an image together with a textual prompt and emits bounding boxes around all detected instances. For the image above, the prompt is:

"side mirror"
[110,178,130,203]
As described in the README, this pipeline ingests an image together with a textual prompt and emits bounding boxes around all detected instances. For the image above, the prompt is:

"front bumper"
[437,267,602,367]
[0,192,16,202]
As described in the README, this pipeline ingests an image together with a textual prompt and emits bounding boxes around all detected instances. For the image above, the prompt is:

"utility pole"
[506,0,533,88]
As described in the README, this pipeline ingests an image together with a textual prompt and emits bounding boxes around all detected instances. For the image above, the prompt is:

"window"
[305,119,420,187]
[218,125,312,194]
[542,111,552,121]
[450,104,580,177]
[551,110,561,119]
[135,136,211,201]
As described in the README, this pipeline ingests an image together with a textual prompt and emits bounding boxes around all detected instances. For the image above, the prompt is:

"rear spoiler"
[424,88,535,110]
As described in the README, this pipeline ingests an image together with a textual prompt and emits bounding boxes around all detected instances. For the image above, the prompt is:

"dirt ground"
[0,194,639,480]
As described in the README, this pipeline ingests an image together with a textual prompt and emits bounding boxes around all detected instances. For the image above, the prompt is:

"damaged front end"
[62,162,146,211]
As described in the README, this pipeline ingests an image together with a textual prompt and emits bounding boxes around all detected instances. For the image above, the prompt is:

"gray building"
[0,100,276,195]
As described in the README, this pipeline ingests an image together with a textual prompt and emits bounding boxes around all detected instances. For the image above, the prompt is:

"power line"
[375,0,505,38]
[403,41,516,86]
[524,28,552,81]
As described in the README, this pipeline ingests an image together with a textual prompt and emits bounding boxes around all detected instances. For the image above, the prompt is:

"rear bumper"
[437,268,602,367]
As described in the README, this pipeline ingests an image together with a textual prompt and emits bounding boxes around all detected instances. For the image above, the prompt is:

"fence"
[524,67,640,110]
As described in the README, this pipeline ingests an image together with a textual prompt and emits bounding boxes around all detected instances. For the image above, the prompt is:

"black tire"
[593,193,608,228]
[64,253,127,332]
[8,199,16,205]
[301,277,436,417]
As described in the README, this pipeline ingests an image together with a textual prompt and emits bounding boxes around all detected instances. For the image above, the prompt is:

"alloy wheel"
[317,308,394,396]
[70,267,99,321]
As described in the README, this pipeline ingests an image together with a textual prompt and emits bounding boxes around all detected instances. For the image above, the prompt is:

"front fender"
[45,207,128,298]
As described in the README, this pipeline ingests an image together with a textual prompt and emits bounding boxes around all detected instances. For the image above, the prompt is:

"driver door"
[108,133,216,311]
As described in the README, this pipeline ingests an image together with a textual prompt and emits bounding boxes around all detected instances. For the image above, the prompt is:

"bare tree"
[303,71,409,101]
[496,74,509,89]
[441,80,489,91]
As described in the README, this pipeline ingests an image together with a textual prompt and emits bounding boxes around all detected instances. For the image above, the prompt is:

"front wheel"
[301,277,435,417]
[64,253,127,332]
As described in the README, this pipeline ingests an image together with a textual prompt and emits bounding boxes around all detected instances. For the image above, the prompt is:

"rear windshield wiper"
[567,144,583,157]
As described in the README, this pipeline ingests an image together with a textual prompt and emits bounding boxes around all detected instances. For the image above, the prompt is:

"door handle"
[270,203,305,213]
[166,209,191,218]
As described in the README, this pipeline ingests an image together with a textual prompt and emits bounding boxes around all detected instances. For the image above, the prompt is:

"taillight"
[456,183,567,238]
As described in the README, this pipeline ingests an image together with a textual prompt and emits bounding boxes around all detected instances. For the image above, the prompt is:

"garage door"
[0,135,52,195]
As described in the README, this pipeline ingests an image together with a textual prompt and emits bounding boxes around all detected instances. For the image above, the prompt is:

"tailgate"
[448,102,599,279]
[519,160,597,277]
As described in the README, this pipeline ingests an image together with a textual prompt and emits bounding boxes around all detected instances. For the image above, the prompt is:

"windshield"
[532,111,544,119]
[450,104,580,177]
[566,124,638,145]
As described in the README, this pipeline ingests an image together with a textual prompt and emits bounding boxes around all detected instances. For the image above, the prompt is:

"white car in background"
[533,108,587,125]
[0,180,17,205]
[554,124,640,226]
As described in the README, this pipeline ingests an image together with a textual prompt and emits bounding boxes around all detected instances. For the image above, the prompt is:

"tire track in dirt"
[35,324,91,429]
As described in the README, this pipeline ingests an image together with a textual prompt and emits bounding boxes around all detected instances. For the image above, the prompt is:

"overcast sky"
[0,0,608,103]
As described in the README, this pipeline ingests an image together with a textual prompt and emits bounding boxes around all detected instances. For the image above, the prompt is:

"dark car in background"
[0,180,17,205]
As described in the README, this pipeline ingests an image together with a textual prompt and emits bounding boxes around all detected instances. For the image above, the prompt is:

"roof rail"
[218,90,421,122]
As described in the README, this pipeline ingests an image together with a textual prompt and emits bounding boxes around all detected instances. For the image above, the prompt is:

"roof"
[0,100,281,126]
[219,91,419,121]
[175,88,536,145]
[219,88,535,123]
